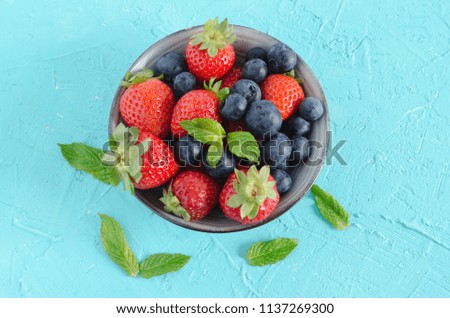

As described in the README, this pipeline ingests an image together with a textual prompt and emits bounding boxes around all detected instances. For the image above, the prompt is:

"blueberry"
[271,169,292,194]
[203,148,236,179]
[287,116,311,136]
[154,52,187,82]
[231,79,261,103]
[261,133,292,169]
[174,135,203,167]
[299,97,324,121]
[246,47,268,62]
[267,43,297,73]
[242,59,268,84]
[220,93,248,121]
[291,135,310,161]
[173,72,196,97]
[245,100,282,139]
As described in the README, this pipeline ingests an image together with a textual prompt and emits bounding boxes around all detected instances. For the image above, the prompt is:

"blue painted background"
[0,0,449,297]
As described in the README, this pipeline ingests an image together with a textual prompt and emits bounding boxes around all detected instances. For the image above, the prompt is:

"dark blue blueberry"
[173,72,196,98]
[271,169,292,194]
[245,100,282,139]
[261,133,292,169]
[267,43,297,73]
[298,97,324,121]
[220,93,248,121]
[231,79,261,103]
[154,52,187,82]
[203,148,236,179]
[287,116,311,136]
[242,59,268,84]
[291,135,310,161]
[174,135,203,167]
[246,47,268,62]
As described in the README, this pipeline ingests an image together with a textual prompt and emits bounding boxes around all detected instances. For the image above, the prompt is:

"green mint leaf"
[311,185,350,230]
[58,143,118,185]
[179,118,226,145]
[246,238,299,266]
[98,214,139,277]
[139,253,190,279]
[227,131,260,164]
[206,142,223,167]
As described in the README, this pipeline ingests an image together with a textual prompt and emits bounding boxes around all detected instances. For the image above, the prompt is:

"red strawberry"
[133,131,180,189]
[219,165,280,224]
[160,170,220,221]
[220,66,242,88]
[186,18,236,82]
[261,74,304,120]
[104,123,179,192]
[171,79,227,138]
[119,75,175,138]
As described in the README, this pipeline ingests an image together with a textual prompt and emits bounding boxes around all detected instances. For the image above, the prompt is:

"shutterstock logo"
[99,130,347,169]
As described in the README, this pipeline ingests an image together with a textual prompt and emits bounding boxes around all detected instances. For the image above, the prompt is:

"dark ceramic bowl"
[109,25,329,233]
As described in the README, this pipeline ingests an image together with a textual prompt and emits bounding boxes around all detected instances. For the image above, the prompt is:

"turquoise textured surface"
[1,0,449,297]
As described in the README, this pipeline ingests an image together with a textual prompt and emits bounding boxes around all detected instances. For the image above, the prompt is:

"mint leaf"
[311,185,350,230]
[246,238,298,266]
[59,143,119,186]
[227,131,260,164]
[179,118,226,144]
[206,141,223,167]
[98,214,139,277]
[139,254,190,279]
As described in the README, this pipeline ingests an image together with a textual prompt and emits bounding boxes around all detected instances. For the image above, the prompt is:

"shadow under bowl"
[109,25,329,233]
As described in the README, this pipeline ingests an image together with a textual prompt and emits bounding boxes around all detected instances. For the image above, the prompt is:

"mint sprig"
[98,214,190,278]
[179,118,260,167]
[311,185,350,230]
[246,238,298,266]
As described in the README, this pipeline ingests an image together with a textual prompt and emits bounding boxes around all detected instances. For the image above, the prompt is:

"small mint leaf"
[98,214,139,277]
[139,254,190,279]
[59,143,117,185]
[227,131,260,164]
[179,118,226,145]
[246,238,298,266]
[206,142,223,167]
[311,185,350,230]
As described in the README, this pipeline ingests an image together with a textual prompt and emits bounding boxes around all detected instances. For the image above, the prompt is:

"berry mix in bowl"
[109,18,329,232]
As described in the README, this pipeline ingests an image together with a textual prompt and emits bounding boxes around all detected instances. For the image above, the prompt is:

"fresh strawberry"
[171,79,228,138]
[160,170,220,221]
[219,165,280,224]
[220,66,242,88]
[99,123,179,192]
[133,131,180,189]
[119,70,175,138]
[186,18,236,82]
[261,74,304,120]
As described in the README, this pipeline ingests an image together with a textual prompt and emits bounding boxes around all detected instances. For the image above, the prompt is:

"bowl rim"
[109,24,330,233]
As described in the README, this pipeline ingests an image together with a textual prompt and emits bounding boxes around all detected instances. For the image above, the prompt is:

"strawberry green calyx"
[160,184,191,221]
[284,70,303,84]
[227,165,277,220]
[189,17,236,57]
[120,69,163,88]
[101,123,150,193]
[203,78,229,103]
